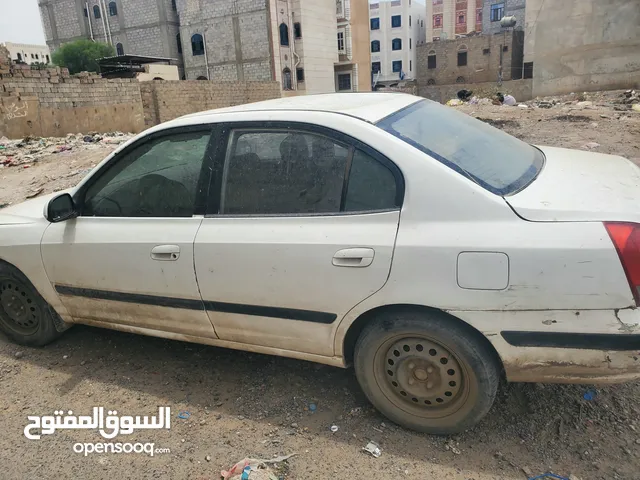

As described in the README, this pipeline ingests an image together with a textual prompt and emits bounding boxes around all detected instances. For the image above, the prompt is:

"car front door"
[41,126,218,339]
[193,122,404,356]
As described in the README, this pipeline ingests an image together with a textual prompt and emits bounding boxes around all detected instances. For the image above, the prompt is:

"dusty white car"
[1,94,639,434]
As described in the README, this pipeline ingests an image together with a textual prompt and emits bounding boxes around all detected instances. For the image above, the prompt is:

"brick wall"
[1,62,145,139]
[140,80,281,126]
[416,30,524,88]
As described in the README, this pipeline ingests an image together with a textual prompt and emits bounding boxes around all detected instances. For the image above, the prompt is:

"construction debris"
[0,132,132,168]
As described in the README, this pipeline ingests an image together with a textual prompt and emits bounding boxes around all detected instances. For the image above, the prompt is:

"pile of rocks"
[0,132,133,168]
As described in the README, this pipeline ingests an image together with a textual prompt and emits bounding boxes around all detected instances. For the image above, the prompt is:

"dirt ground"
[1,91,640,480]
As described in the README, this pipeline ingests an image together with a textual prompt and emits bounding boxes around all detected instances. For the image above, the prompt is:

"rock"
[538,102,552,109]
[215,413,222,420]
[205,455,211,462]
[518,104,529,109]
[290,423,298,428]
[522,466,533,476]
[582,142,600,150]
[80,360,86,366]
[576,101,593,108]
[635,438,640,445]
[62,355,69,359]
[569,475,582,480]
[14,351,24,359]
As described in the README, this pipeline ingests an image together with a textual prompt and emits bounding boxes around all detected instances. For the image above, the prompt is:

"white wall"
[298,0,337,94]
[370,0,425,83]
[2,43,51,65]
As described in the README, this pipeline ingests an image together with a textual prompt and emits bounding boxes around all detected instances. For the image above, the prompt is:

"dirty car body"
[1,93,639,433]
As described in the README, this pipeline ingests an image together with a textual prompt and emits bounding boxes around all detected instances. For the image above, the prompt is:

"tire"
[0,262,65,347]
[354,309,500,434]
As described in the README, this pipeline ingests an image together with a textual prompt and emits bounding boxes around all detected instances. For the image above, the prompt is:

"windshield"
[377,100,544,195]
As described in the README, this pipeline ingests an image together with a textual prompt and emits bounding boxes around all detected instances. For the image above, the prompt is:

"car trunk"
[505,146,640,223]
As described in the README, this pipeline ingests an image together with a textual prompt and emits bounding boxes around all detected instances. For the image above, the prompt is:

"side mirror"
[46,193,78,223]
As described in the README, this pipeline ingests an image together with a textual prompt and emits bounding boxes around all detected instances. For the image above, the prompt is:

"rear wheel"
[354,309,499,434]
[0,263,64,347]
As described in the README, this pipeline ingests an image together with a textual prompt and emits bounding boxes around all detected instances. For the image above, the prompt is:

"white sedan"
[1,94,639,434]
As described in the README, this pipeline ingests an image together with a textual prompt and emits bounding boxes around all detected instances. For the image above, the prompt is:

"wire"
[526,0,545,40]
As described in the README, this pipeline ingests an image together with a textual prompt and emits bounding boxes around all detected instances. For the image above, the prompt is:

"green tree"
[52,40,115,74]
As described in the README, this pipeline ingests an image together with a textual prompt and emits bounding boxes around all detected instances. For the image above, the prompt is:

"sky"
[0,0,46,44]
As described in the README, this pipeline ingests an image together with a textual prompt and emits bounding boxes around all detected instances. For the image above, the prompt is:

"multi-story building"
[426,0,483,41]
[482,0,526,35]
[0,42,52,65]
[37,0,370,94]
[369,0,426,84]
[38,0,182,64]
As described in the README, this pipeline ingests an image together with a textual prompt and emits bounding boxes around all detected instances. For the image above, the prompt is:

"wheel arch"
[341,304,505,374]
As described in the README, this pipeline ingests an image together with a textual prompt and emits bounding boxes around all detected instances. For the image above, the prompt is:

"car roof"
[181,93,422,124]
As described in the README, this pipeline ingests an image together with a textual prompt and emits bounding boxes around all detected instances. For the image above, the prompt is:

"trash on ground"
[581,142,600,150]
[446,98,463,106]
[330,425,339,433]
[308,403,317,412]
[362,441,382,458]
[527,473,570,480]
[221,453,296,480]
[177,411,191,419]
[583,389,597,401]
[503,94,517,106]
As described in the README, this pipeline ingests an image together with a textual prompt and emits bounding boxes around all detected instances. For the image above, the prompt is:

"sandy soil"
[1,92,640,480]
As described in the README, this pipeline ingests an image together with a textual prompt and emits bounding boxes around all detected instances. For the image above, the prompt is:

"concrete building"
[38,0,182,65]
[416,28,523,86]
[38,0,370,93]
[524,0,640,97]
[369,0,426,84]
[0,43,52,65]
[426,0,483,41]
[482,0,526,35]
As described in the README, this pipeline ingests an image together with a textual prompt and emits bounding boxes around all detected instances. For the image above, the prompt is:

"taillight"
[604,222,640,305]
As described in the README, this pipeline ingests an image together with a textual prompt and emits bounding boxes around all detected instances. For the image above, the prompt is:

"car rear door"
[193,122,404,356]
[41,126,218,339]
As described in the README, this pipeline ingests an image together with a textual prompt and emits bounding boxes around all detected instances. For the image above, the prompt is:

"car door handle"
[332,248,375,268]
[151,245,180,261]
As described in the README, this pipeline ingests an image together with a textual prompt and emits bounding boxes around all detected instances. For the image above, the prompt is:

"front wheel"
[0,263,65,347]
[354,309,500,434]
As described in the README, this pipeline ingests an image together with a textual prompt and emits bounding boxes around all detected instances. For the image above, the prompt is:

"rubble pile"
[0,132,133,168]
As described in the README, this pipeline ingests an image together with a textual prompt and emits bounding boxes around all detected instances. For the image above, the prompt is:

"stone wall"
[418,78,533,104]
[1,62,144,139]
[139,80,281,126]
[527,0,640,98]
[416,29,524,88]
[482,0,527,35]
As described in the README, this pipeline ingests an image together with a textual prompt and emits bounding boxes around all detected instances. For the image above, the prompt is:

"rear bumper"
[452,309,640,384]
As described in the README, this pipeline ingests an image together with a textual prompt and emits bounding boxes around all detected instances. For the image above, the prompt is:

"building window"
[409,15,412,27]
[177,33,182,54]
[391,15,401,28]
[294,22,302,39]
[84,7,88,17]
[410,38,412,49]
[93,5,101,18]
[282,68,292,90]
[109,1,117,16]
[503,45,509,52]
[371,40,380,52]
[433,14,442,28]
[35,54,39,59]
[372,62,381,73]
[45,54,50,63]
[392,60,402,73]
[197,76,207,80]
[337,73,352,91]
[116,43,124,56]
[457,45,468,66]
[421,19,424,27]
[427,78,435,85]
[523,61,533,79]
[337,0,345,18]
[457,13,465,24]
[432,0,443,4]
[172,0,177,11]
[456,76,466,83]
[490,3,505,22]
[337,30,345,53]
[476,8,483,23]
[427,50,436,69]
[16,53,22,61]
[392,38,402,51]
[483,48,490,55]
[279,23,289,46]
[191,33,204,56]
[410,60,412,71]
[296,68,304,82]
[370,18,380,30]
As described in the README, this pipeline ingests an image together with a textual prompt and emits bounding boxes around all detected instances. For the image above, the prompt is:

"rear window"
[377,100,544,195]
